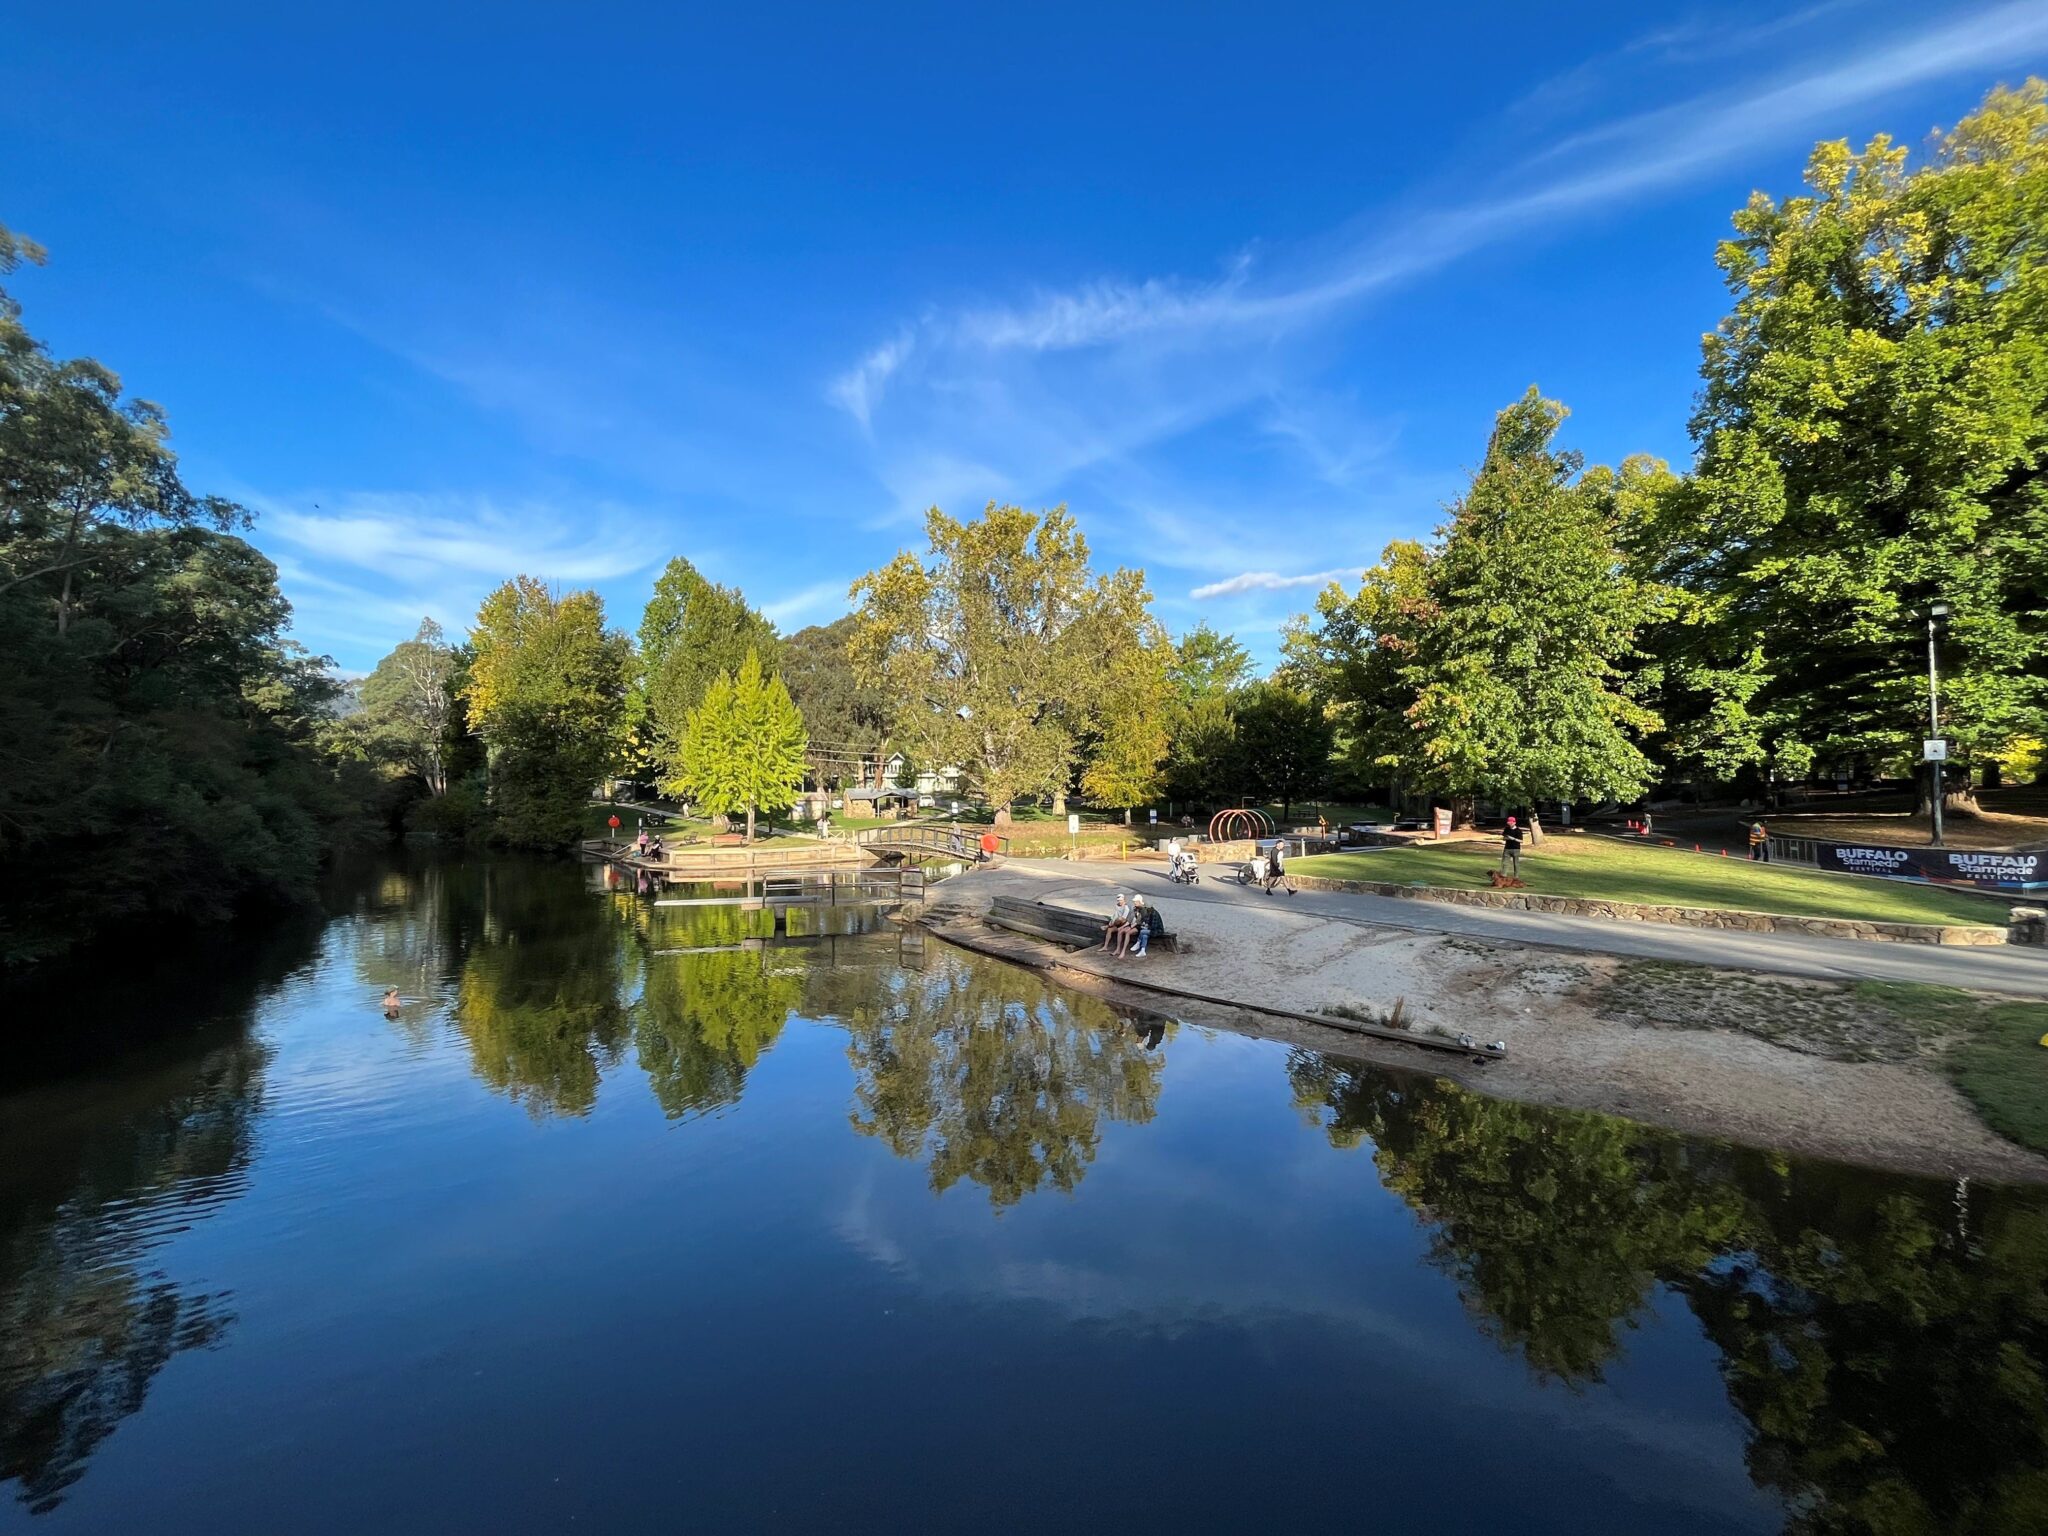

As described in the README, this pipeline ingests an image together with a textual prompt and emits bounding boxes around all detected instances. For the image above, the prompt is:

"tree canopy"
[463,577,629,848]
[1641,81,2048,800]
[850,503,1159,824]
[668,648,807,842]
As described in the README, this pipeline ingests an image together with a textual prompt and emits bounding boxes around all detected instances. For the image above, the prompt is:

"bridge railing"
[854,824,1008,860]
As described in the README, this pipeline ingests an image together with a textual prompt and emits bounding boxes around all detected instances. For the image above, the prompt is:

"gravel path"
[929,858,2048,1183]
[988,855,2048,996]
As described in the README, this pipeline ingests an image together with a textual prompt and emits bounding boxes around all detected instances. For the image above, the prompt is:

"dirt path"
[928,861,2048,1185]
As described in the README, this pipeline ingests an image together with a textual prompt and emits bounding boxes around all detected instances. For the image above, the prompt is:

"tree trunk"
[745,802,757,842]
[1122,806,1131,825]
[994,802,1012,827]
[1052,791,1067,816]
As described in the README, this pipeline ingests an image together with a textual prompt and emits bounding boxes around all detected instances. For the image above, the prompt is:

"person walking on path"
[1748,820,1770,862]
[1262,839,1295,896]
[1501,816,1525,878]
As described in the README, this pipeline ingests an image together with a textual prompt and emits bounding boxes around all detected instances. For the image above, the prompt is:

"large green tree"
[780,613,892,790]
[351,617,458,796]
[634,557,778,778]
[463,577,629,848]
[1232,680,1335,822]
[1409,389,1659,818]
[1654,82,2048,804]
[668,648,807,842]
[850,502,1155,824]
[0,225,374,967]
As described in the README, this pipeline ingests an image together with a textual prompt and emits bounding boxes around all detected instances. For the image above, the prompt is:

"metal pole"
[1928,613,1944,848]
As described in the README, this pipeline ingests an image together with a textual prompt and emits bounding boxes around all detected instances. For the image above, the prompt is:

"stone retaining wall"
[1284,873,2012,946]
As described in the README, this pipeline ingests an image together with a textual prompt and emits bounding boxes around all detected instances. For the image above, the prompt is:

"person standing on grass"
[1749,820,1770,862]
[1501,816,1525,878]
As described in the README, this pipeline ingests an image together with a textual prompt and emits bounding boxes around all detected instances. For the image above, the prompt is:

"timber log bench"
[986,894,1179,952]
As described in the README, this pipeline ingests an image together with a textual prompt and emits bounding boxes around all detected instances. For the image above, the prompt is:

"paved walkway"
[974,858,2048,999]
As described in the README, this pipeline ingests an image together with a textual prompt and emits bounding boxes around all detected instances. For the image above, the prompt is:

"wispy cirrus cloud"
[831,0,2048,527]
[247,489,665,664]
[1190,568,1365,601]
[827,331,913,433]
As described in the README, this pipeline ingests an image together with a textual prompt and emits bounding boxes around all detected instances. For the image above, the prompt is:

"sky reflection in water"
[2,856,2045,1535]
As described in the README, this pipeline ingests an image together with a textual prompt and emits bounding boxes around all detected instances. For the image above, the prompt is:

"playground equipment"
[1206,808,1275,843]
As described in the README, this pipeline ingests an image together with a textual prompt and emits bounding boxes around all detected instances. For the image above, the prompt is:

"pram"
[1165,850,1200,885]
[1237,853,1268,886]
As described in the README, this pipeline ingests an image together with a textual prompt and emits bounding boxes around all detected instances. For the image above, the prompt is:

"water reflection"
[817,959,1169,1207]
[1291,1051,2048,1532]
[0,921,302,1516]
[4,857,2047,1531]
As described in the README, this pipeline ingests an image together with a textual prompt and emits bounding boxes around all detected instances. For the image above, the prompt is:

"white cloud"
[829,0,2048,504]
[827,331,913,431]
[1191,569,1365,600]
[761,578,856,629]
[246,489,666,667]
[262,492,656,585]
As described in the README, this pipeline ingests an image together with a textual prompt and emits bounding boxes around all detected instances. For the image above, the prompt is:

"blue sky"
[5,1,2045,672]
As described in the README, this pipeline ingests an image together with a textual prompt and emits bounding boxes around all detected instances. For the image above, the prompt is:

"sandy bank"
[923,861,2048,1185]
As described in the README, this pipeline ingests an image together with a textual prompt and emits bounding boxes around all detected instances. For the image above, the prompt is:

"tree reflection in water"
[11,855,2048,1533]
[822,957,1169,1207]
[630,903,800,1120]
[0,921,299,1516]
[1290,1048,2048,1535]
[450,863,635,1117]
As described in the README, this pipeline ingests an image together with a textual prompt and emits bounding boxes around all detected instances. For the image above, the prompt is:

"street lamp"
[1927,601,1950,848]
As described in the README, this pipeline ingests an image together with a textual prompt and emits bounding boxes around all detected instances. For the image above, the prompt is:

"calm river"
[3,857,2044,1534]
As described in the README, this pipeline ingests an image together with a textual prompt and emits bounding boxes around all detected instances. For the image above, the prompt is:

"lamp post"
[1927,601,1950,848]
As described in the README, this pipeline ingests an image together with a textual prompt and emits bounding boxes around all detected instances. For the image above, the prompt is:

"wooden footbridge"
[855,824,1008,862]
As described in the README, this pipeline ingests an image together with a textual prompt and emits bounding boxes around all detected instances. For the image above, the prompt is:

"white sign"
[1148,808,1157,824]
[1067,813,1081,835]
[1924,740,1948,762]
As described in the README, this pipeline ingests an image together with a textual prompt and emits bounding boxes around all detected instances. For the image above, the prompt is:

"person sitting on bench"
[1122,896,1161,957]
[1099,893,1133,951]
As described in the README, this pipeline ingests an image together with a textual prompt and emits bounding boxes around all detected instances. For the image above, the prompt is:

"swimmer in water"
[382,988,401,1011]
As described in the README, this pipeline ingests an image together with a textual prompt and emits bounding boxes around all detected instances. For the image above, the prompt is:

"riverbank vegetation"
[6,84,2044,966]
[0,228,385,969]
[1290,836,2016,925]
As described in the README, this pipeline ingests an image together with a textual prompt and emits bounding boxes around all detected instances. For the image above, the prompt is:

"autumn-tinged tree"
[850,502,1156,824]
[463,577,630,848]
[668,648,806,842]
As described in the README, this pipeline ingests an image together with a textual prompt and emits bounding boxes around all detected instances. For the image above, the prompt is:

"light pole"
[1927,601,1950,848]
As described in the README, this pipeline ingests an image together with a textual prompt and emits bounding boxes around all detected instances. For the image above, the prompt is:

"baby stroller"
[1238,853,1268,886]
[1166,850,1200,885]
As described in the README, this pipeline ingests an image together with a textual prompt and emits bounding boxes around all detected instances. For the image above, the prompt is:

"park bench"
[986,894,1179,953]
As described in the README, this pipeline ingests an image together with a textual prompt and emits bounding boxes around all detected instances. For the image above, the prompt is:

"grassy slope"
[1845,983,2048,1153]
[1291,833,2015,925]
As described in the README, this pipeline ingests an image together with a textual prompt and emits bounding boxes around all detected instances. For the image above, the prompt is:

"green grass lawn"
[1291,833,2016,925]
[1837,982,2048,1153]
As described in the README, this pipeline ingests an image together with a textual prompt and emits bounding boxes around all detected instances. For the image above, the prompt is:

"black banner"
[1803,841,2046,890]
